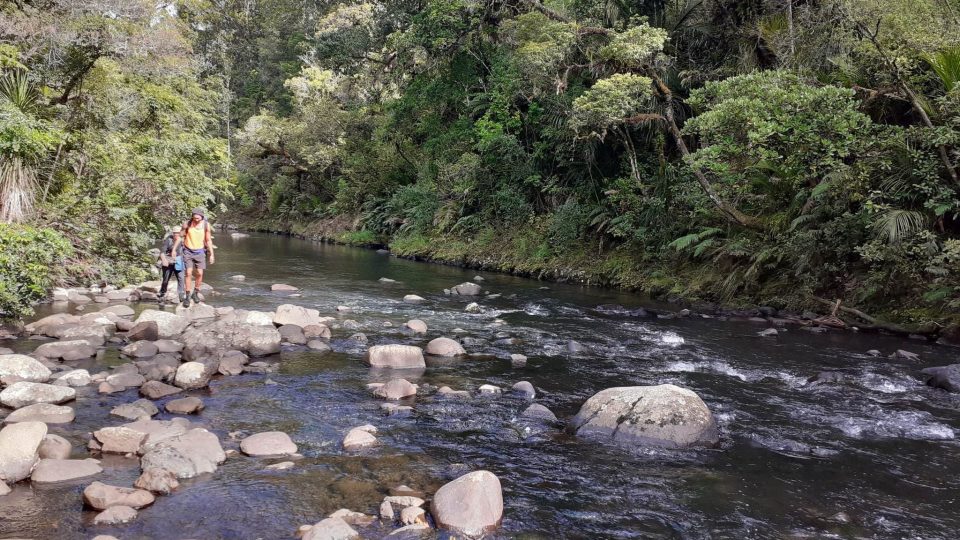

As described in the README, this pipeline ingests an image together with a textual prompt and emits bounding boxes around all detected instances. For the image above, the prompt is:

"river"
[2,232,959,539]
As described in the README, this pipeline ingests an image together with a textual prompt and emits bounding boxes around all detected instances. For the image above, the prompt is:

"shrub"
[0,224,72,318]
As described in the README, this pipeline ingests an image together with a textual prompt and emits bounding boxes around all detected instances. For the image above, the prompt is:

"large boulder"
[302,517,359,540]
[0,421,47,483]
[403,320,428,334]
[0,354,51,383]
[451,282,482,296]
[273,304,327,328]
[366,345,425,369]
[83,481,155,510]
[174,361,218,389]
[373,379,417,400]
[133,310,189,339]
[181,320,281,360]
[134,467,179,495]
[4,403,75,424]
[38,434,71,460]
[278,324,307,345]
[93,426,148,454]
[165,397,204,415]
[29,458,102,483]
[54,369,91,387]
[430,470,503,537]
[33,340,97,361]
[425,337,466,357]
[121,418,193,451]
[127,321,159,342]
[121,340,159,358]
[570,384,719,449]
[25,313,78,334]
[0,382,76,409]
[239,432,297,456]
[139,428,225,479]
[175,303,216,322]
[921,364,960,393]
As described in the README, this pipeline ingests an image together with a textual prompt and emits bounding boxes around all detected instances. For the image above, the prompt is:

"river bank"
[2,233,960,538]
[224,216,960,345]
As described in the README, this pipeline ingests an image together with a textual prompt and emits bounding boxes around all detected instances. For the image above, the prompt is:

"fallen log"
[811,297,941,338]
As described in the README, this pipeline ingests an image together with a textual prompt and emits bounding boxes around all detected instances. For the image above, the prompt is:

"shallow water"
[2,232,959,539]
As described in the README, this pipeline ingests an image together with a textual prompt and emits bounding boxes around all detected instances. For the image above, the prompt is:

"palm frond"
[872,209,928,244]
[924,45,960,92]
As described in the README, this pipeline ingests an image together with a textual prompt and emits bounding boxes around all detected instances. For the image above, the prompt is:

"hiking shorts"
[183,249,206,271]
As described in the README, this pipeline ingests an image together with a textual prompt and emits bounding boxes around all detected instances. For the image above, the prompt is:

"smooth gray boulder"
[30,458,102,483]
[273,304,327,328]
[521,404,557,423]
[54,369,91,387]
[105,371,146,389]
[0,354,51,383]
[181,320,281,359]
[373,379,417,400]
[511,381,535,399]
[402,294,426,304]
[342,427,377,451]
[134,310,189,339]
[139,428,225,479]
[139,380,183,399]
[127,321,159,342]
[921,364,960,393]
[4,403,75,424]
[302,517,359,540]
[403,320,427,334]
[278,324,307,345]
[571,384,719,449]
[33,340,97,360]
[121,340,159,358]
[93,505,137,525]
[83,481,155,510]
[425,337,466,357]
[0,421,47,483]
[431,470,503,537]
[38,434,71,460]
[165,397,204,415]
[0,382,76,409]
[451,282,482,296]
[240,432,297,456]
[110,399,159,420]
[174,361,218,389]
[366,345,425,369]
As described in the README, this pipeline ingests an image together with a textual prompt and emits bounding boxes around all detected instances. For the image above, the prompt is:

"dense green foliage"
[223,0,960,324]
[0,224,71,317]
[0,0,230,317]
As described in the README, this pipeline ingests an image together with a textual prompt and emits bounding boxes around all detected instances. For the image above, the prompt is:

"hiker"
[158,226,185,306]
[180,207,215,307]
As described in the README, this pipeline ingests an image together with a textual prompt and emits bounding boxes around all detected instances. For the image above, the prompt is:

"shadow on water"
[2,232,959,539]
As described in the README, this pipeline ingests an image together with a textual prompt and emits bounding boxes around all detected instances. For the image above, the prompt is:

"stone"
[0,480,9,495]
[366,345,425,369]
[83,481,155,510]
[94,426,148,454]
[431,470,503,537]
[348,332,367,342]
[303,324,331,339]
[307,340,331,352]
[0,354,51,383]
[279,324,307,345]
[240,432,298,456]
[265,461,295,470]
[510,354,527,368]
[302,517,359,540]
[521,404,557,423]
[4,403,75,424]
[174,361,217,389]
[68,292,92,304]
[274,304,326,327]
[921,364,960,393]
[511,381,535,399]
[154,339,184,353]
[38,434,71,460]
[122,418,192,451]
[425,337,466,357]
[271,283,299,291]
[451,282,482,296]
[0,382,75,408]
[567,340,587,353]
[139,428,225,479]
[890,349,920,361]
[464,302,481,313]
[134,310,189,339]
[54,369,91,387]
[165,397,204,415]
[134,468,179,495]
[25,313,77,334]
[33,340,97,360]
[98,382,122,395]
[233,310,276,326]
[381,403,413,416]
[218,351,248,375]
[181,320,281,359]
[380,500,394,520]
[111,399,159,420]
[127,321,159,342]
[175,302,216,321]
[327,509,375,526]
[230,274,245,281]
[478,384,500,395]
[139,381,182,399]
[404,319,428,334]
[121,340,159,358]
[437,386,470,398]
[571,384,719,449]
[400,506,426,526]
[93,505,138,525]
[402,294,426,304]
[105,371,146,389]
[758,328,779,337]
[342,428,377,451]
[374,378,418,400]
[30,458,102,483]
[0,421,46,483]
[100,305,135,317]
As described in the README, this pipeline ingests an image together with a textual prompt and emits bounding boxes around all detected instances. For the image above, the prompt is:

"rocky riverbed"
[1,233,959,539]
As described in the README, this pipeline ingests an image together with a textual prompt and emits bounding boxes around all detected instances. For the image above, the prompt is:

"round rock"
[425,337,466,357]
[240,432,298,457]
[0,354,51,383]
[430,470,503,537]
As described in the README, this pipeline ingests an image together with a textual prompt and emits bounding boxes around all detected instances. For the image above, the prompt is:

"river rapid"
[2,232,959,539]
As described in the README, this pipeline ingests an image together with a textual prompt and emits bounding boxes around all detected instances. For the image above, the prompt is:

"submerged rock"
[0,421,47,483]
[571,384,719,449]
[139,428,225,479]
[431,470,503,537]
[373,378,418,400]
[93,505,138,525]
[451,282,482,296]
[38,434,71,460]
[30,458,102,483]
[301,517,359,540]
[135,468,180,495]
[83,481,155,510]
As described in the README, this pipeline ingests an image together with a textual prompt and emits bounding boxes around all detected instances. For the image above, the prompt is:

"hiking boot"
[191,290,201,304]
[181,295,190,308]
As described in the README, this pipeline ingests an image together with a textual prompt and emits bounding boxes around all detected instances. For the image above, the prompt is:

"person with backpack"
[180,207,215,307]
[158,226,185,306]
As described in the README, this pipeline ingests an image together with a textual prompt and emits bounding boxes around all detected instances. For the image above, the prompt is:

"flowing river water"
[2,232,959,539]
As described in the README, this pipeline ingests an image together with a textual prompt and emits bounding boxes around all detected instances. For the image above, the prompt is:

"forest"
[1,0,959,328]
